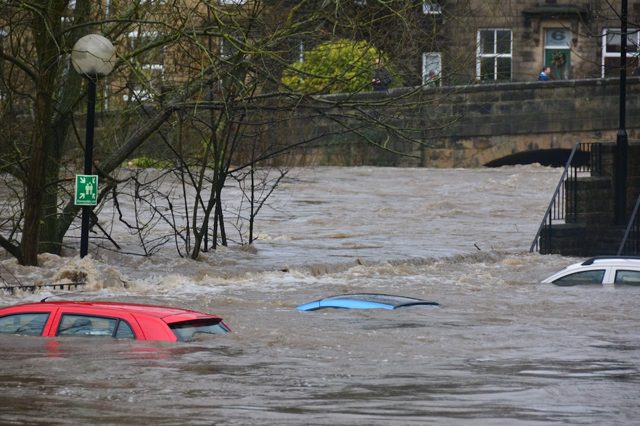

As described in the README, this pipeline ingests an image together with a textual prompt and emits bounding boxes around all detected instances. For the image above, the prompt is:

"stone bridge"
[266,77,640,168]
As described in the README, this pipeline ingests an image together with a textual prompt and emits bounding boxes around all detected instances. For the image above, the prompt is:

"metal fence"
[530,142,601,253]
[617,193,640,256]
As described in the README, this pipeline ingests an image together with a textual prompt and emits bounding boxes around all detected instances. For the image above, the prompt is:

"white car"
[542,256,640,286]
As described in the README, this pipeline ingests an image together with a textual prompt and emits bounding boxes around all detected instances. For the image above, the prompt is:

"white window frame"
[220,37,232,59]
[125,30,164,102]
[423,1,442,14]
[128,30,160,43]
[422,52,441,86]
[0,30,7,100]
[476,28,512,81]
[61,0,75,24]
[601,27,640,78]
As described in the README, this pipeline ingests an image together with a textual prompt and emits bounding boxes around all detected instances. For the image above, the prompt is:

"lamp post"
[615,0,628,225]
[71,34,116,258]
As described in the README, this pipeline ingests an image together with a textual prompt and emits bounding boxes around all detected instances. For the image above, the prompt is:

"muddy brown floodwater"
[1,166,639,425]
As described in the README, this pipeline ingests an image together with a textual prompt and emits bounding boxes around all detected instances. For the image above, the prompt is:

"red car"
[0,300,230,342]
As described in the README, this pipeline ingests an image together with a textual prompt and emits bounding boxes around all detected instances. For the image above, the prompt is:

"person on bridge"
[372,58,392,91]
[538,66,552,81]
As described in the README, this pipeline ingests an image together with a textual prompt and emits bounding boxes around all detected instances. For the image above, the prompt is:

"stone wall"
[266,77,640,168]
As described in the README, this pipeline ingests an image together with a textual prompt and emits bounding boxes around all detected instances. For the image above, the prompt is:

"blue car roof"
[296,293,439,311]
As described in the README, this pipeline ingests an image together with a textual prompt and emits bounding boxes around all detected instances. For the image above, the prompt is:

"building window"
[423,1,442,14]
[477,29,512,81]
[602,27,640,78]
[125,30,164,102]
[61,0,75,24]
[0,29,6,100]
[422,52,441,86]
[220,37,239,60]
[544,28,572,80]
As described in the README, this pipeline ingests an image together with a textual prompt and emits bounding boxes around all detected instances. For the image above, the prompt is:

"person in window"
[425,70,438,87]
[538,66,552,81]
[371,58,392,91]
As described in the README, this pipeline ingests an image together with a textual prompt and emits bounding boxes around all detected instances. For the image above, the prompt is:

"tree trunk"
[18,2,67,265]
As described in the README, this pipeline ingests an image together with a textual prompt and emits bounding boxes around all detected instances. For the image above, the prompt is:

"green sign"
[75,175,98,206]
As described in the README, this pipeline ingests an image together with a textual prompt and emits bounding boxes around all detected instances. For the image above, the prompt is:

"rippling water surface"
[1,166,639,425]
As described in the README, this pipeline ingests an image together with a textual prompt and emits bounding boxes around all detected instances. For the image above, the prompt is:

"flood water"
[1,166,639,425]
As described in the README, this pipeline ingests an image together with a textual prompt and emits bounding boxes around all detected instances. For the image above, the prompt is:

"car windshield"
[169,319,230,342]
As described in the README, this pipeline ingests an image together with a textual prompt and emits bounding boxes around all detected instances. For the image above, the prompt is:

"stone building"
[367,1,640,86]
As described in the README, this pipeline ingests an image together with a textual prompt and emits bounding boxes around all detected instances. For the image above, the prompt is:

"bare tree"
[0,0,474,265]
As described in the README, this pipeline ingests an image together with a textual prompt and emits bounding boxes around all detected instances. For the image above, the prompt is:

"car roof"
[3,301,217,320]
[580,256,640,266]
[541,256,640,284]
[296,293,439,311]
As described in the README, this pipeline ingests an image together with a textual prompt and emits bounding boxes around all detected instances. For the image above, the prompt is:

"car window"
[115,320,135,339]
[169,319,230,342]
[614,269,640,286]
[552,269,605,286]
[58,314,135,339]
[0,313,49,336]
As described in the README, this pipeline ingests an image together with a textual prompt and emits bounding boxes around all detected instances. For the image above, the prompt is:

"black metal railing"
[617,193,640,255]
[0,264,86,294]
[530,142,601,253]
[0,282,86,294]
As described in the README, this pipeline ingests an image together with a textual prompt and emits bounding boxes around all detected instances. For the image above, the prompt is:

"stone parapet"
[263,78,640,168]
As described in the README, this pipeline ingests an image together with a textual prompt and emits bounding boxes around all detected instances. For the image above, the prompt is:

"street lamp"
[71,34,116,258]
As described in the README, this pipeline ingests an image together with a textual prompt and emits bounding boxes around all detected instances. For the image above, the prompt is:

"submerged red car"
[0,300,230,342]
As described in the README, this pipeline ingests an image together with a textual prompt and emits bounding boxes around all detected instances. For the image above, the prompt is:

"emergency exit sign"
[75,175,98,206]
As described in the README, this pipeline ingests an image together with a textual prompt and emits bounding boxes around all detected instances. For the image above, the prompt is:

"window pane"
[628,29,639,52]
[422,52,441,85]
[545,29,571,49]
[129,32,163,66]
[614,270,640,285]
[603,57,620,76]
[496,57,511,80]
[605,28,639,53]
[496,30,511,54]
[423,1,442,14]
[0,313,49,336]
[169,319,230,342]
[58,314,117,337]
[480,57,495,80]
[606,29,622,52]
[552,270,605,286]
[480,30,494,54]
[115,321,135,339]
